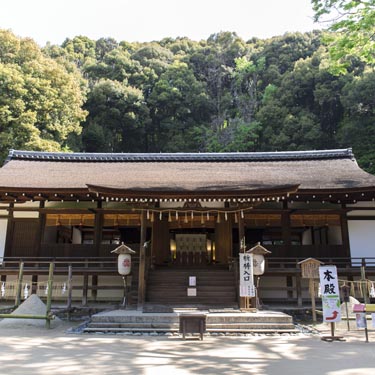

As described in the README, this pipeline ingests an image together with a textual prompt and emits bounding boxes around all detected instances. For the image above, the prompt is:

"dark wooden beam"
[4,203,14,257]
[94,201,103,257]
[347,216,375,220]
[137,211,147,310]
[341,210,351,257]
[36,201,46,257]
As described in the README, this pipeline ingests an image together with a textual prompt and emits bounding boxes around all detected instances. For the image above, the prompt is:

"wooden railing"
[39,243,141,258]
[1,256,375,307]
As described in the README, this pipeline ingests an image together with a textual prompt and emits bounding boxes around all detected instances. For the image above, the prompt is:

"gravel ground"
[0,321,374,375]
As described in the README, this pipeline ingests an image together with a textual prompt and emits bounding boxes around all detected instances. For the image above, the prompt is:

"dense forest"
[1,28,375,172]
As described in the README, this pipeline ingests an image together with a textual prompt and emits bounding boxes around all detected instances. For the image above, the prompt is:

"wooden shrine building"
[0,148,375,307]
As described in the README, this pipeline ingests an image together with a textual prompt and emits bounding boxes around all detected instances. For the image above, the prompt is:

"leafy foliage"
[1,28,375,173]
[0,30,87,160]
[312,0,375,73]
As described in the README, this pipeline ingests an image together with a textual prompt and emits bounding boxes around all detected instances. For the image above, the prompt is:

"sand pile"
[0,294,61,328]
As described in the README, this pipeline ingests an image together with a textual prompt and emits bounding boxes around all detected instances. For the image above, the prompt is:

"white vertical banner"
[319,265,341,322]
[239,253,255,297]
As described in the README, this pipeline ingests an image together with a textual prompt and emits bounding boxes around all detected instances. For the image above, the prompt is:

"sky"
[0,0,324,46]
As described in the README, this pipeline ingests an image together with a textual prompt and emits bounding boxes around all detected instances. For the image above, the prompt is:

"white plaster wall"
[13,211,39,218]
[347,201,375,208]
[348,210,375,216]
[0,219,8,260]
[348,220,375,258]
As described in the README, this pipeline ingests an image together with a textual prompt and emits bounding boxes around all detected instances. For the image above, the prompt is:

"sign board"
[356,313,367,328]
[341,285,350,303]
[187,288,197,297]
[299,258,322,279]
[319,265,341,322]
[353,304,366,313]
[239,253,255,297]
[189,276,196,287]
[365,304,375,313]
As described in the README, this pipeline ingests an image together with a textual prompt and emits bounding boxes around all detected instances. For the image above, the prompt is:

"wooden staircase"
[145,266,237,306]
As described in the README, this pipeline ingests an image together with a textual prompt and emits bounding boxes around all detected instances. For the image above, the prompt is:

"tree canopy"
[0,30,87,160]
[1,28,375,173]
[312,0,375,73]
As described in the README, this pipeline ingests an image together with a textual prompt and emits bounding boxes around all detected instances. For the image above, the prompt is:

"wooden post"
[281,208,291,257]
[4,203,14,257]
[45,262,54,329]
[31,275,38,295]
[36,201,46,257]
[296,275,302,307]
[67,264,73,320]
[238,214,248,309]
[92,275,98,301]
[94,202,103,257]
[15,261,24,307]
[310,278,317,322]
[137,211,147,310]
[299,258,323,323]
[361,258,369,304]
[82,274,89,306]
[340,209,351,257]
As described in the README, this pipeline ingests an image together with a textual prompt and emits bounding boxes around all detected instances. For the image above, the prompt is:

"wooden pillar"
[238,214,245,253]
[282,209,292,297]
[82,274,89,306]
[137,211,147,310]
[31,275,38,295]
[215,217,232,264]
[94,201,103,257]
[4,203,14,257]
[238,214,246,309]
[340,207,351,257]
[152,215,170,264]
[36,201,46,257]
[281,204,291,256]
[67,264,73,319]
[296,275,302,307]
[92,275,98,301]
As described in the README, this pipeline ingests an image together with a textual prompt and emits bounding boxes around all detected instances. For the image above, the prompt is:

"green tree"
[336,70,375,173]
[0,30,87,161]
[82,79,149,152]
[312,0,375,73]
[147,61,211,151]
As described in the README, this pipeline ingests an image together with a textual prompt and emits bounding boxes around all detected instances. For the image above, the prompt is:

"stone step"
[84,309,296,334]
[84,327,179,333]
[88,322,180,329]
[90,316,293,328]
[91,314,180,323]
[83,325,298,334]
[87,321,295,330]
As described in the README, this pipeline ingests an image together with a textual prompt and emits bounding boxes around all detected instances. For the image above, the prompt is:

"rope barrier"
[0,281,68,299]
[310,278,375,298]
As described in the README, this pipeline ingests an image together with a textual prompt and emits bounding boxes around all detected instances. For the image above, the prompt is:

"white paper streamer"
[24,283,29,299]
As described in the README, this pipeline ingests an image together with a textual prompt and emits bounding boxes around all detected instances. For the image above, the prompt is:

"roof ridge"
[5,148,354,163]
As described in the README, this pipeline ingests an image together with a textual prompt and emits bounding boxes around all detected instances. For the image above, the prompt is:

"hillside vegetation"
[1,29,375,172]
